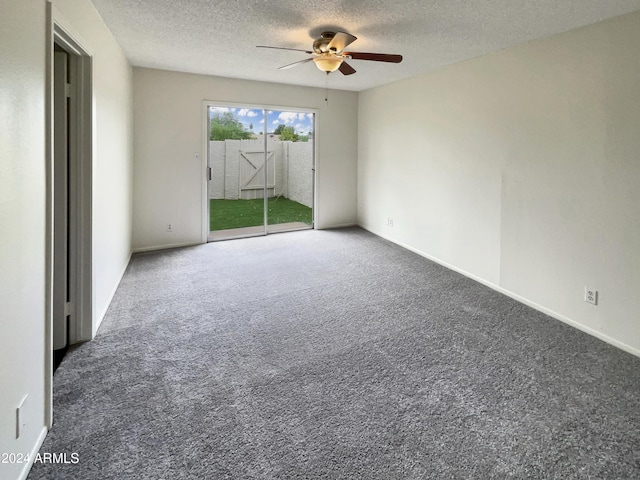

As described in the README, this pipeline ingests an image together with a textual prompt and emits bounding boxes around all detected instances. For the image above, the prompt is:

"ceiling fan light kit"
[313,53,343,73]
[258,31,402,77]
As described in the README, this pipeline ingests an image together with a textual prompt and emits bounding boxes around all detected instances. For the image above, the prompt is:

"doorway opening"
[205,105,316,241]
[46,10,94,427]
[52,42,71,371]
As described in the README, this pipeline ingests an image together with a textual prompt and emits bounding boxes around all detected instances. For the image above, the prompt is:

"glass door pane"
[208,106,266,241]
[265,109,314,234]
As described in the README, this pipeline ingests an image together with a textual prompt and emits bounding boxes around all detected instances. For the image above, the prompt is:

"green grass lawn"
[210,197,312,231]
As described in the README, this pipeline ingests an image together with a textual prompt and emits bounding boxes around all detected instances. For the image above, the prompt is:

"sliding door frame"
[201,100,318,243]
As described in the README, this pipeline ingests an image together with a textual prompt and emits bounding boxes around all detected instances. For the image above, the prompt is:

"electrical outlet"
[166,224,173,232]
[387,217,394,227]
[16,395,27,439]
[585,287,598,305]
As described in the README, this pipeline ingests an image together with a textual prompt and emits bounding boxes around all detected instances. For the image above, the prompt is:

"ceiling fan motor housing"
[313,32,336,53]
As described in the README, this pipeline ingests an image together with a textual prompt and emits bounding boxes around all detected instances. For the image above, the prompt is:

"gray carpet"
[29,227,640,479]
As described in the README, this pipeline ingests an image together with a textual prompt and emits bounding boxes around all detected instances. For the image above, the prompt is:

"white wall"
[0,2,49,479]
[359,11,640,355]
[54,0,134,334]
[132,68,358,251]
[0,1,133,478]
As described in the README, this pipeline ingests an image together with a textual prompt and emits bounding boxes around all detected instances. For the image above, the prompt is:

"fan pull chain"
[325,73,329,106]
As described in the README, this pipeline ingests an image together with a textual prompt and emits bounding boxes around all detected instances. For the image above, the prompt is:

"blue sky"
[209,107,314,135]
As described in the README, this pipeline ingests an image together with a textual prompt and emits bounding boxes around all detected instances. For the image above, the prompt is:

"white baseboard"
[359,223,640,359]
[94,250,133,336]
[317,221,358,230]
[132,241,202,254]
[18,427,48,480]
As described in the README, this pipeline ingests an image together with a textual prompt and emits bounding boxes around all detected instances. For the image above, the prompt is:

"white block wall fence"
[209,139,313,208]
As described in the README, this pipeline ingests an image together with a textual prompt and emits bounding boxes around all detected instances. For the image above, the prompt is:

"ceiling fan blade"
[278,57,314,70]
[327,32,357,53]
[257,45,313,54]
[339,61,356,76]
[344,52,403,63]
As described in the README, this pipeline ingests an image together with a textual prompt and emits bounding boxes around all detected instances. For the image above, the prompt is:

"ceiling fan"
[257,31,402,75]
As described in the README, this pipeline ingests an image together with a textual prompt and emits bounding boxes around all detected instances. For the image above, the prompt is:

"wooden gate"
[239,149,275,199]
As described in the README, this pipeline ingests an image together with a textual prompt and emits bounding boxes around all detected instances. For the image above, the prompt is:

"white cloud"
[276,112,299,124]
[237,109,260,117]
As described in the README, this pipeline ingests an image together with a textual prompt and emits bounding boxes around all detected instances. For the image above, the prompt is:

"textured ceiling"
[90,0,640,92]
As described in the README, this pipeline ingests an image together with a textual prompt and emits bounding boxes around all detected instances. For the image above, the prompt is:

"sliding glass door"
[265,109,314,234]
[207,105,314,241]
